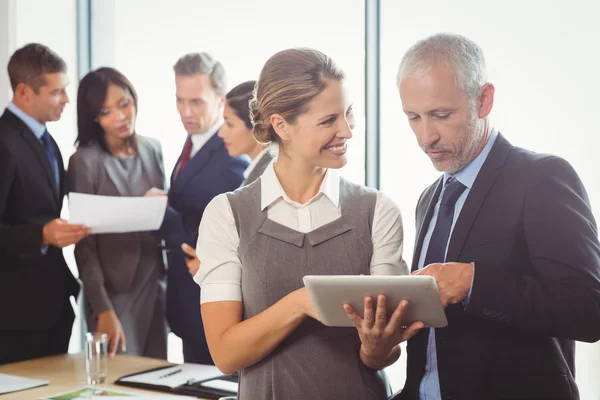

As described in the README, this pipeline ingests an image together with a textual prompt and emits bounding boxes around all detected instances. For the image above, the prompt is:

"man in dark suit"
[154,52,248,364]
[0,43,90,364]
[394,33,600,399]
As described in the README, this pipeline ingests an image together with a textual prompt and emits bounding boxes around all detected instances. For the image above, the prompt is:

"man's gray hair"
[397,33,487,102]
[173,52,227,95]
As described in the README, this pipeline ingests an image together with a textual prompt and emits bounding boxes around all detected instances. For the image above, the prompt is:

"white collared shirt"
[194,160,409,304]
[190,118,223,158]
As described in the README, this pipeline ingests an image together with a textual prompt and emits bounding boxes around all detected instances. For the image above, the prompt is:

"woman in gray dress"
[68,67,167,358]
[194,49,423,399]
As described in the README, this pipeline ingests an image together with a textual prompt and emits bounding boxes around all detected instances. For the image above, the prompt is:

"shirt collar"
[190,118,223,149]
[260,160,341,210]
[444,128,499,189]
[6,102,46,140]
[243,148,269,179]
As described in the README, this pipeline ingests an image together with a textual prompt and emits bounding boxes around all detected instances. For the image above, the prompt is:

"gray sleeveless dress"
[226,177,391,400]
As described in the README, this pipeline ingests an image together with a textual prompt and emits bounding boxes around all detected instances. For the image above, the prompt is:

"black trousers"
[0,299,75,365]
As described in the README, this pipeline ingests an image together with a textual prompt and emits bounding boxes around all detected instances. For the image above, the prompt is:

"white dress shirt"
[190,118,223,158]
[194,160,409,304]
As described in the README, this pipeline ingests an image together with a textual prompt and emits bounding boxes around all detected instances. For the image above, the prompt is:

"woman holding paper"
[194,49,422,399]
[67,67,167,359]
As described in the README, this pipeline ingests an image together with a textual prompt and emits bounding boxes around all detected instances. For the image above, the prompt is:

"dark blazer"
[397,133,600,400]
[157,131,248,340]
[0,109,79,331]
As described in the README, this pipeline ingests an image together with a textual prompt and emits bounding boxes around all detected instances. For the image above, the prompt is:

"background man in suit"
[394,33,600,400]
[0,43,90,364]
[153,52,248,364]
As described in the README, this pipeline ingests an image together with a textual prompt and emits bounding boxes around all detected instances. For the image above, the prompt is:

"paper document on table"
[200,379,238,392]
[0,373,48,394]
[69,193,167,234]
[119,364,224,389]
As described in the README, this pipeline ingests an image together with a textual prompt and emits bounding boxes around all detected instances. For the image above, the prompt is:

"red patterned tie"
[174,136,193,181]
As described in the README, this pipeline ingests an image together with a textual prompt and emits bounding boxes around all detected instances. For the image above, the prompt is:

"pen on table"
[159,368,183,379]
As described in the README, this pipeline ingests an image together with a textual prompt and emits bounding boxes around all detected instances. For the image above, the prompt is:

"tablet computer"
[303,275,448,328]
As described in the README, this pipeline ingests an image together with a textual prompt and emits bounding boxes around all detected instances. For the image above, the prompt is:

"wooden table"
[0,353,211,399]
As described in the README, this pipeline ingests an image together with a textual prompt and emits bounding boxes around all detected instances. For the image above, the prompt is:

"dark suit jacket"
[157,131,248,340]
[397,133,600,400]
[0,109,79,332]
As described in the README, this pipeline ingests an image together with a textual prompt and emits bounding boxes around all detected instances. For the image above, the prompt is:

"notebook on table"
[115,363,237,399]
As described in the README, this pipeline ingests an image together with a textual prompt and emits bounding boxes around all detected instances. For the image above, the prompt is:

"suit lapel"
[55,137,66,200]
[17,120,60,206]
[172,132,223,192]
[243,151,272,186]
[412,178,443,272]
[137,137,163,189]
[445,134,512,262]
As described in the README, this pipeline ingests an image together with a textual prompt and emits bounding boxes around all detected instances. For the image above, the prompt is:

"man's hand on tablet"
[412,262,474,307]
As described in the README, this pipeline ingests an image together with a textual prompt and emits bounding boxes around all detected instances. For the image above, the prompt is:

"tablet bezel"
[303,275,448,328]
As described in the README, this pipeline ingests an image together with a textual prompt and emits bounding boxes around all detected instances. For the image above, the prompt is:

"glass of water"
[85,332,108,385]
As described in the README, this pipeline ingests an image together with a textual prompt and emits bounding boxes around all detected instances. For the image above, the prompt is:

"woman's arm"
[195,195,318,374]
[370,192,409,276]
[202,288,317,374]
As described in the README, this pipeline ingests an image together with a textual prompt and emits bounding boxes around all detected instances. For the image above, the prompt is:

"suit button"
[424,365,429,372]
[505,316,512,323]
[491,311,498,318]
[483,308,490,316]
[497,312,504,319]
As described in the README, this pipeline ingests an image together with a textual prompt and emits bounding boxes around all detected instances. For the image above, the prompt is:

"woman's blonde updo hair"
[249,48,344,145]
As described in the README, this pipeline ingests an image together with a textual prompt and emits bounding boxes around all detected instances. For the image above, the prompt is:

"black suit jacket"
[157,131,248,340]
[397,133,600,400]
[0,109,79,332]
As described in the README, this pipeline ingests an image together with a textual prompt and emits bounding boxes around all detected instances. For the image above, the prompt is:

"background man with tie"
[153,52,247,364]
[394,33,600,399]
[0,43,90,364]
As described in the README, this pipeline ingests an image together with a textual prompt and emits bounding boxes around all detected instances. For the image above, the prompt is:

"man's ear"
[478,83,495,119]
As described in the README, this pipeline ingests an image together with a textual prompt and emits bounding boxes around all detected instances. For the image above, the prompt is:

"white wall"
[90,0,366,185]
[380,0,600,397]
[0,0,16,105]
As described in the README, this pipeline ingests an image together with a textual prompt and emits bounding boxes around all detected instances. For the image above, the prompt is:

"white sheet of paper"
[201,379,238,393]
[69,193,168,234]
[0,373,48,394]
[118,364,224,389]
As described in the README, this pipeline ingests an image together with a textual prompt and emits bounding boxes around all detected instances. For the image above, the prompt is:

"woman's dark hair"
[226,80,256,129]
[76,67,138,152]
